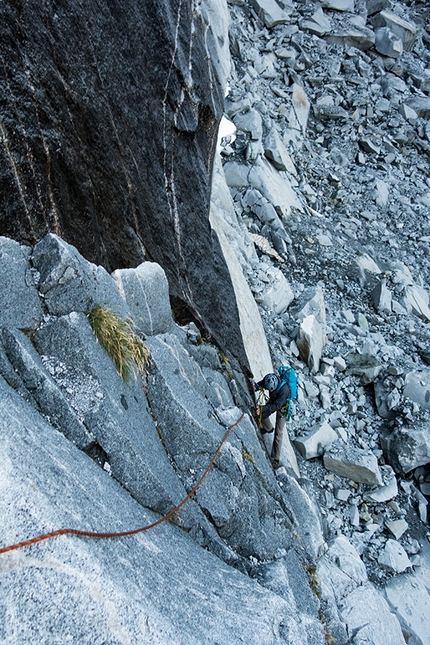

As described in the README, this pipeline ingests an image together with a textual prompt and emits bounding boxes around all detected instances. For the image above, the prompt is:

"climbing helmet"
[264,373,279,392]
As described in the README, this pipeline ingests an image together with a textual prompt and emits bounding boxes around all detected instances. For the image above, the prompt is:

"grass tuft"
[87,306,150,382]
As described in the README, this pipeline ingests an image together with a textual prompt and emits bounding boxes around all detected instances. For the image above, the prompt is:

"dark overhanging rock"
[0,0,249,370]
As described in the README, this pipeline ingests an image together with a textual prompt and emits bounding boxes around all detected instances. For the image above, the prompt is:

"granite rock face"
[0,0,248,369]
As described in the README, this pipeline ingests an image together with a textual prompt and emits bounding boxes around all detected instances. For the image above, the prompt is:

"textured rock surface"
[0,376,311,645]
[0,0,248,369]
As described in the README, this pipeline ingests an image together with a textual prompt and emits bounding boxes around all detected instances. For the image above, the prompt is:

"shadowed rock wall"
[0,0,248,366]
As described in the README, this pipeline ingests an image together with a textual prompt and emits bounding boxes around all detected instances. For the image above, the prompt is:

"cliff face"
[0,0,247,367]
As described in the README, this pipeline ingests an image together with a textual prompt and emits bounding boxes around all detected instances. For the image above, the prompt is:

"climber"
[254,368,296,468]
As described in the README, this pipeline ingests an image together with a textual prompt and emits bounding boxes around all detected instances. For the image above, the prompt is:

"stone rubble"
[217,0,430,641]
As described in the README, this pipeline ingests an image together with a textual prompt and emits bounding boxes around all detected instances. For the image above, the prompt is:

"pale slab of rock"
[324,447,383,486]
[372,279,392,314]
[375,27,403,58]
[366,465,398,502]
[402,285,430,322]
[386,519,409,540]
[249,0,291,28]
[296,315,325,374]
[403,370,430,410]
[0,237,43,331]
[372,9,417,51]
[300,8,332,36]
[112,263,174,336]
[264,128,298,175]
[385,576,430,645]
[261,268,294,314]
[294,421,338,459]
[378,539,412,573]
[248,157,303,217]
[321,0,354,10]
[210,158,273,380]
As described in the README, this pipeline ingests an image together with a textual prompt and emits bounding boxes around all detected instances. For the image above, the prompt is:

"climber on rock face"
[254,367,296,469]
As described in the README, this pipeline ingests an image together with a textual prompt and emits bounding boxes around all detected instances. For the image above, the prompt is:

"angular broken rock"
[323,447,383,486]
[375,27,403,58]
[371,278,392,314]
[294,421,338,459]
[345,353,382,384]
[296,314,325,374]
[365,465,398,503]
[264,128,298,174]
[378,539,412,573]
[249,0,290,28]
[402,285,430,322]
[403,370,430,411]
[386,519,408,540]
[380,423,430,474]
[321,0,354,10]
[371,9,417,51]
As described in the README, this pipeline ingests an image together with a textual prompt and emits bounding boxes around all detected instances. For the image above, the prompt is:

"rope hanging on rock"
[0,412,245,555]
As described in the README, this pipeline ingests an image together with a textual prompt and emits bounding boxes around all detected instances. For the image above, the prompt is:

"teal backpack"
[276,365,297,419]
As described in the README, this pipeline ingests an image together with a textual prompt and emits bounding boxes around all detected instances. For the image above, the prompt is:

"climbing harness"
[0,412,245,555]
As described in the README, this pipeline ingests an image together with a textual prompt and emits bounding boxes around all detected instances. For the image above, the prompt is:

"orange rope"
[0,412,245,555]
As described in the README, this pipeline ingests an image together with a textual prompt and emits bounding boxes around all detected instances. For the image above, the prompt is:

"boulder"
[375,27,403,58]
[323,446,383,486]
[403,370,430,410]
[0,237,43,331]
[345,352,382,384]
[264,129,298,175]
[321,0,354,10]
[31,233,129,318]
[372,279,392,314]
[371,9,417,51]
[261,268,294,315]
[296,315,325,374]
[112,262,174,336]
[381,423,430,474]
[378,539,412,573]
[294,421,339,460]
[249,0,291,28]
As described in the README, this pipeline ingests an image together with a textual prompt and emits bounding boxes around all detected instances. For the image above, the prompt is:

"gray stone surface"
[32,313,221,545]
[0,327,93,449]
[31,234,129,318]
[324,446,383,485]
[294,421,338,459]
[0,375,312,645]
[145,332,296,560]
[112,262,173,336]
[0,237,43,330]
[296,315,325,374]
